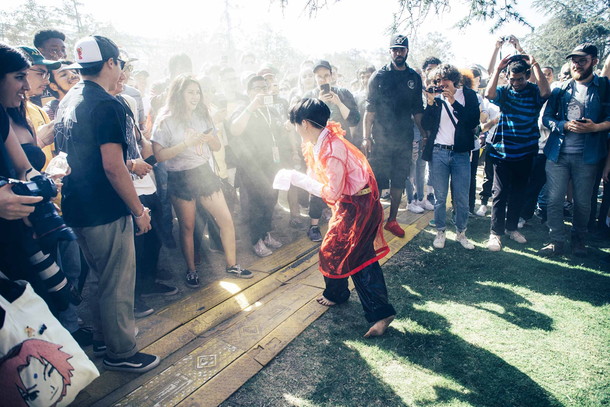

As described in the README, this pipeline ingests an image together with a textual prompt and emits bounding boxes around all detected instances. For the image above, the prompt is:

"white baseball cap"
[66,35,120,69]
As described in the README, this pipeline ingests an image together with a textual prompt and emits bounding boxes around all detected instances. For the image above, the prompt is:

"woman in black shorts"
[152,75,251,287]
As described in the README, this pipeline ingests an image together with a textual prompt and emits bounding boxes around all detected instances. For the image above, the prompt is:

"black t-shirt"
[0,106,15,178]
[366,63,424,143]
[55,80,130,227]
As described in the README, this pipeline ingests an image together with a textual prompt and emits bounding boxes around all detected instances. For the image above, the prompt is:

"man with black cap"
[302,59,361,241]
[540,43,610,257]
[55,35,159,373]
[362,34,425,237]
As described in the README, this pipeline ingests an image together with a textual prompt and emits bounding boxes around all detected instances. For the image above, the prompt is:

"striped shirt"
[489,82,545,160]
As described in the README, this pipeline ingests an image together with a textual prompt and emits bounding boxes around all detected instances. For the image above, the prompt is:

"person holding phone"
[302,60,361,242]
[541,43,610,257]
[152,75,252,288]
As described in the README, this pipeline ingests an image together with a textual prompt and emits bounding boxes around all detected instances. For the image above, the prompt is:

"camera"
[426,86,443,94]
[502,36,512,42]
[0,175,76,250]
[263,95,275,106]
[320,83,331,94]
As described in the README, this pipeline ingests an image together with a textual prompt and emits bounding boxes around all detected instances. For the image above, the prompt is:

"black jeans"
[520,154,547,221]
[491,155,534,235]
[323,261,396,323]
[134,193,162,295]
[479,145,495,205]
[240,170,278,245]
[309,195,327,220]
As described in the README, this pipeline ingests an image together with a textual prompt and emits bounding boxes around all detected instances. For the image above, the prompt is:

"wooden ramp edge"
[76,210,432,407]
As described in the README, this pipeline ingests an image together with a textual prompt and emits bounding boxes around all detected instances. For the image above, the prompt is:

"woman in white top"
[152,75,251,288]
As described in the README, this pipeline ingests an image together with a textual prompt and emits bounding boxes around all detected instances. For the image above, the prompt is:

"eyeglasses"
[30,69,50,80]
[570,57,591,66]
[123,64,133,73]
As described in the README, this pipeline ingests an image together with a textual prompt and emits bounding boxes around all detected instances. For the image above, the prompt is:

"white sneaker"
[517,217,526,229]
[488,234,502,251]
[264,232,283,249]
[417,199,434,211]
[507,230,527,244]
[456,231,475,250]
[475,205,488,217]
[253,239,272,257]
[433,230,446,249]
[407,202,425,214]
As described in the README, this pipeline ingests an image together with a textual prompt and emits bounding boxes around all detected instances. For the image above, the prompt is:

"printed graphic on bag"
[0,339,74,407]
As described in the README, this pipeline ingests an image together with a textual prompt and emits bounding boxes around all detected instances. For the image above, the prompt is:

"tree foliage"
[525,0,610,70]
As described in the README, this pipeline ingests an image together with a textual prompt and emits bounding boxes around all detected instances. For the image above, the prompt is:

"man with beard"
[484,53,550,252]
[540,44,610,257]
[362,34,425,237]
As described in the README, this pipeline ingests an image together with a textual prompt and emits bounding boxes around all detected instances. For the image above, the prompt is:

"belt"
[354,187,371,196]
[434,143,454,150]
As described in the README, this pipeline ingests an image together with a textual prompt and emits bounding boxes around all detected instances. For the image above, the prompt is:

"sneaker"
[134,298,154,318]
[539,241,564,257]
[154,268,173,282]
[407,202,425,214]
[571,235,587,257]
[433,230,446,249]
[92,341,107,357]
[488,234,502,252]
[185,270,200,288]
[307,226,323,242]
[226,264,253,279]
[507,230,527,244]
[475,205,488,217]
[380,190,391,201]
[428,219,436,227]
[264,232,283,249]
[253,239,273,257]
[426,193,436,205]
[289,217,304,228]
[384,220,405,238]
[71,327,93,347]
[456,231,475,250]
[103,352,160,373]
[141,283,179,298]
[417,199,434,211]
[517,217,526,229]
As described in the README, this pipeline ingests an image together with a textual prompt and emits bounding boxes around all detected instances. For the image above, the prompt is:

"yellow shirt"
[26,101,54,169]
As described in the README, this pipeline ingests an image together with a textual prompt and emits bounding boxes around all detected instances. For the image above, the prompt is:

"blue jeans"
[546,153,598,242]
[406,141,426,202]
[431,148,471,232]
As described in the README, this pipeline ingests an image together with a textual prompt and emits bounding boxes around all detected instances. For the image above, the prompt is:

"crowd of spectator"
[0,27,609,379]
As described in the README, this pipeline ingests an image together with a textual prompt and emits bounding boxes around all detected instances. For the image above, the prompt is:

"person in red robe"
[274,98,395,337]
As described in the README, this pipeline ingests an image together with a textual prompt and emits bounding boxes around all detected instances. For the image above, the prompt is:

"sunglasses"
[115,58,126,70]
[30,68,50,80]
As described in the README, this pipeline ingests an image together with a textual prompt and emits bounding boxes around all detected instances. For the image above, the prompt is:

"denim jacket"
[542,75,610,164]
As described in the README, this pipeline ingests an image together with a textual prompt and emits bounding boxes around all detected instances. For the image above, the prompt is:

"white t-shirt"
[435,88,465,146]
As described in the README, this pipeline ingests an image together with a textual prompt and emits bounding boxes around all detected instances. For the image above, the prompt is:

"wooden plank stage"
[73,208,432,407]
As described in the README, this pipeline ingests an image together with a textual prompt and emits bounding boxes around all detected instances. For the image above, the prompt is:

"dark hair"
[79,62,105,76]
[430,64,462,87]
[422,57,442,71]
[507,59,531,77]
[289,98,330,129]
[33,29,65,49]
[48,61,74,98]
[168,53,192,77]
[0,42,31,79]
[247,75,266,92]
[163,74,211,123]
[470,67,482,78]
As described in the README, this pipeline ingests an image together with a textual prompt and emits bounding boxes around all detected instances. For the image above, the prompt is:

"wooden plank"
[175,353,263,407]
[249,236,319,273]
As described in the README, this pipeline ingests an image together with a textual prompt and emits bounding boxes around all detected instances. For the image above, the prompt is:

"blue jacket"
[542,75,610,164]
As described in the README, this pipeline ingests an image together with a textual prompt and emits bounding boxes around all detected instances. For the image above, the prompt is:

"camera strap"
[441,100,457,128]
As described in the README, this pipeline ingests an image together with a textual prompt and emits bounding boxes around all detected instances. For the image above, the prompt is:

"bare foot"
[364,315,395,338]
[316,295,337,306]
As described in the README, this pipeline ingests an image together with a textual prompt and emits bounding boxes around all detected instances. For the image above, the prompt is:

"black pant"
[309,195,327,220]
[240,169,278,245]
[323,261,396,323]
[520,154,547,221]
[491,155,534,235]
[479,145,495,205]
[134,193,162,295]
[469,150,480,212]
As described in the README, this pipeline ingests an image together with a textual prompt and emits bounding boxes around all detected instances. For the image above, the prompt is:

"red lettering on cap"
[77,47,83,60]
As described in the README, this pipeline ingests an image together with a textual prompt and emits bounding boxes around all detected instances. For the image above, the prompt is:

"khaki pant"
[76,216,137,359]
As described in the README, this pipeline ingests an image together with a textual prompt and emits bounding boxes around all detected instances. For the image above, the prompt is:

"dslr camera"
[0,174,76,249]
[426,86,444,94]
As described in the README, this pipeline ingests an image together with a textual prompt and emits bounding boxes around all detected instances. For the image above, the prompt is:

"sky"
[33,0,547,71]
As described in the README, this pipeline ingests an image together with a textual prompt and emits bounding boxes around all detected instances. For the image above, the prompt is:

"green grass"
[222,216,610,407]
